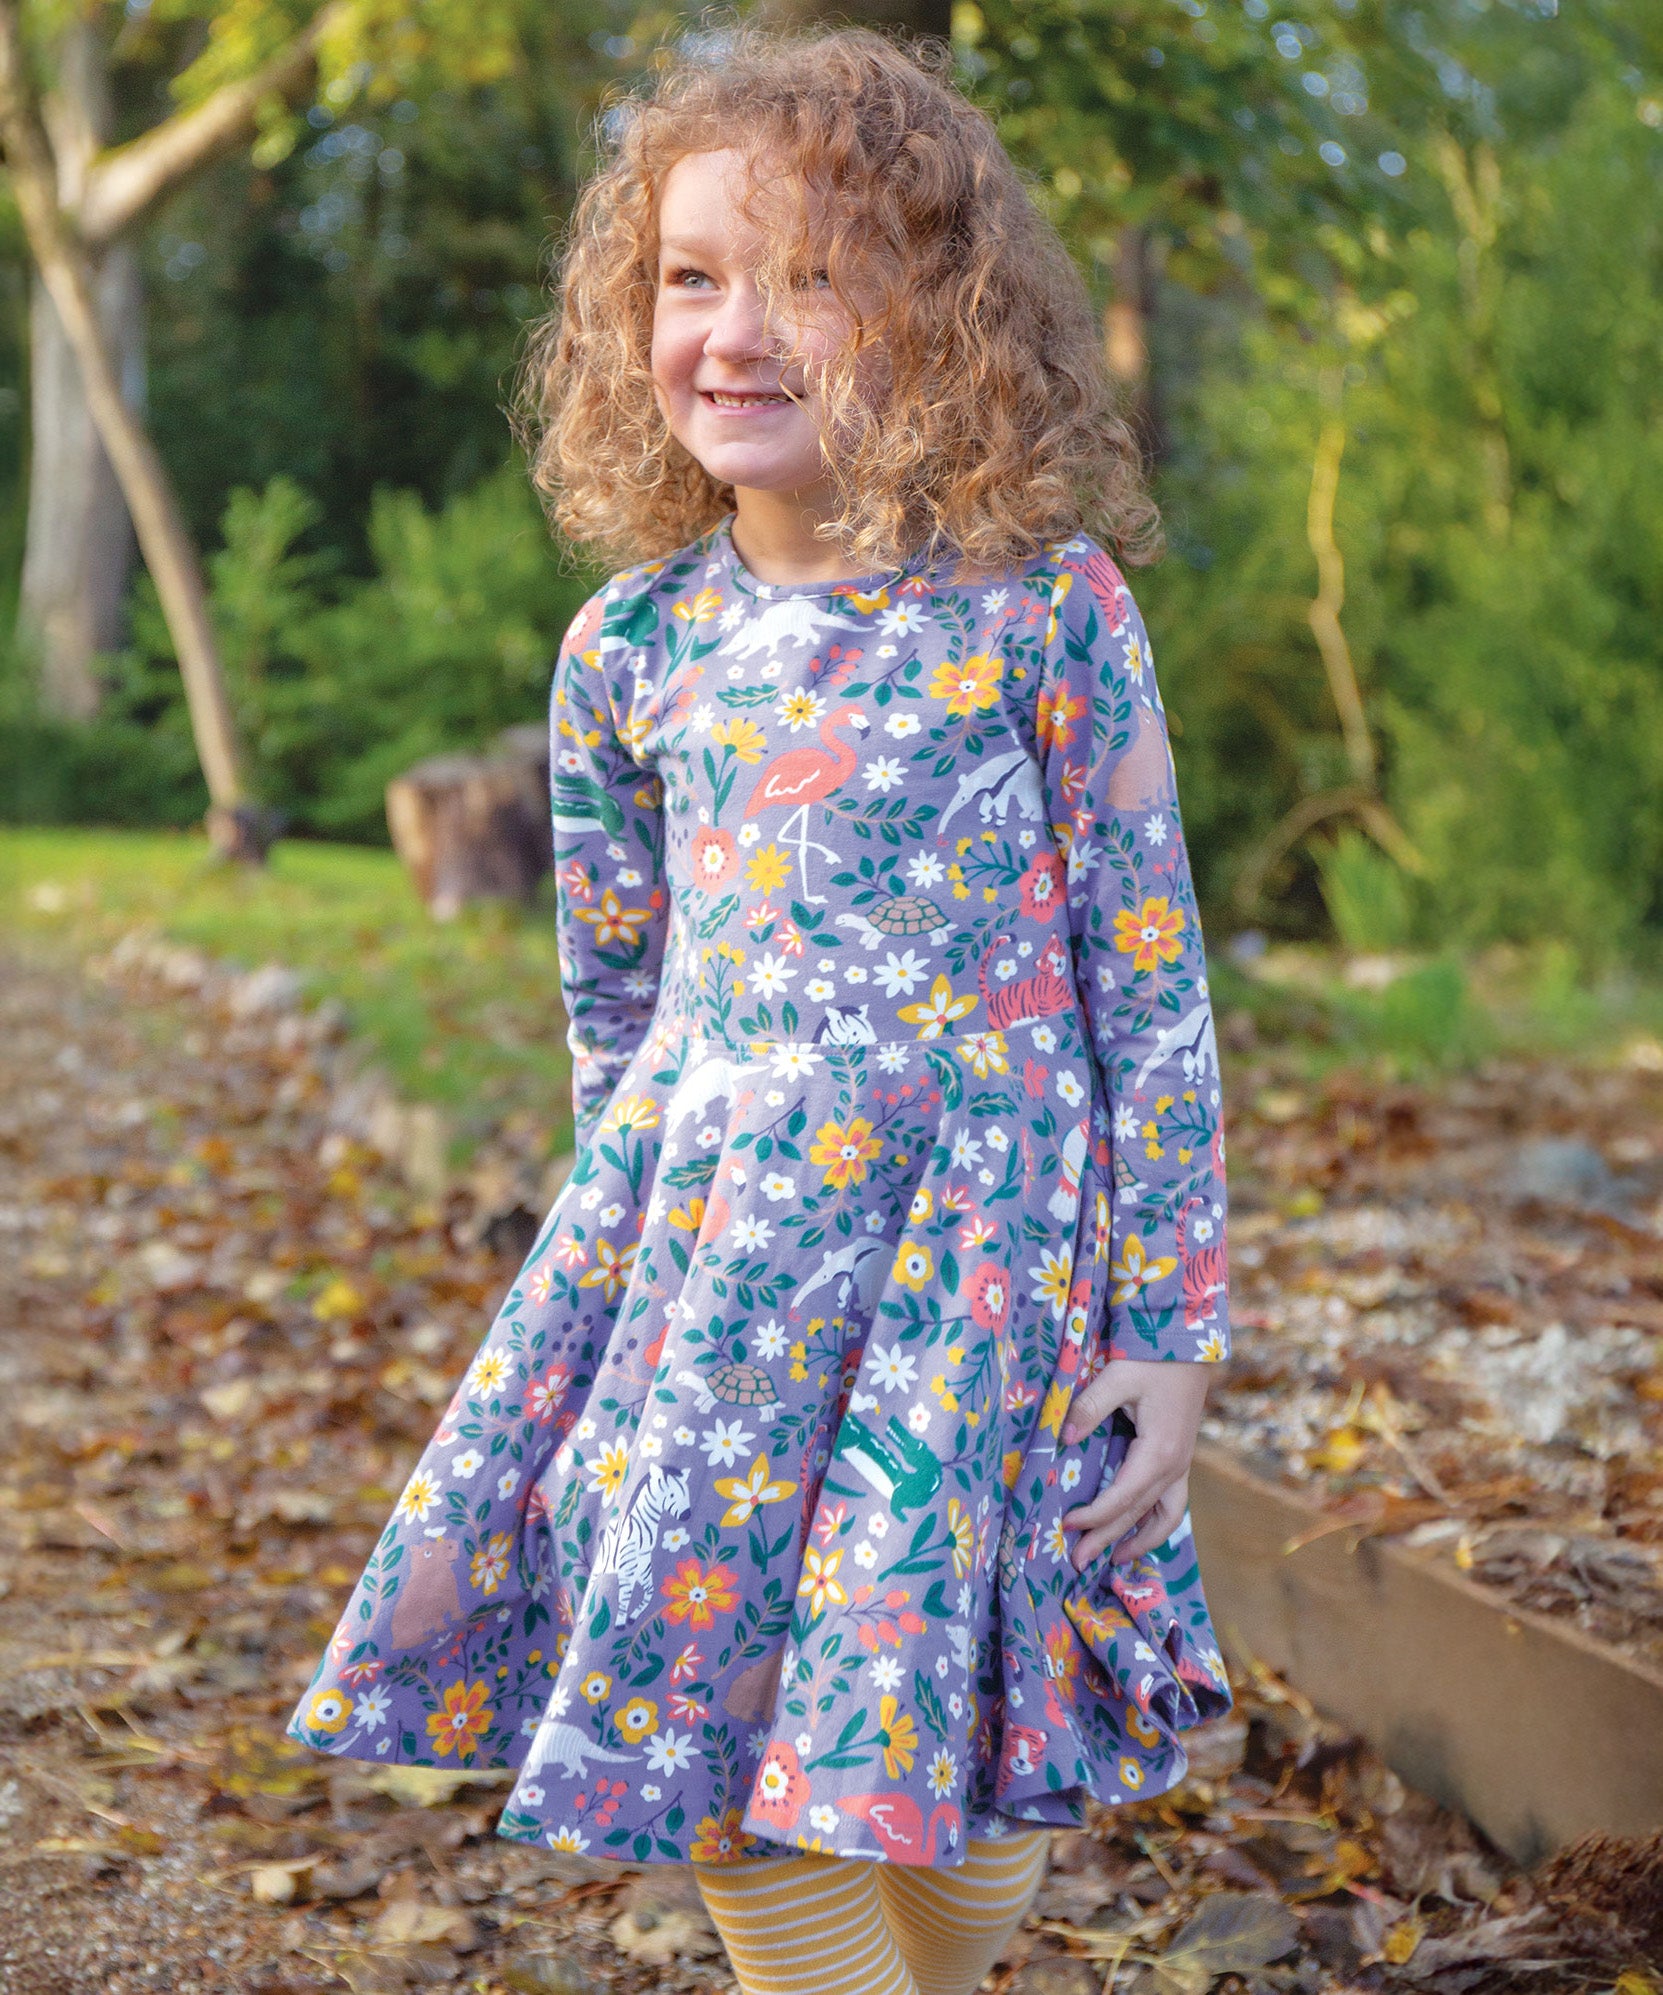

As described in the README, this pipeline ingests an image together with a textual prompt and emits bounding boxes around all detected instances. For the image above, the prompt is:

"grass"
[1210,938,1663,1078]
[0,826,576,1157]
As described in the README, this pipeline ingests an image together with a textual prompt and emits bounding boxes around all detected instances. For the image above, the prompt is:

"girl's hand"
[1059,1358,1213,1570]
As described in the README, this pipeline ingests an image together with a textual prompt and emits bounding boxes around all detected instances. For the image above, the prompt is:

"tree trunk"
[1105,223,1169,466]
[6,0,340,788]
[0,0,254,847]
[17,16,140,720]
[20,249,141,718]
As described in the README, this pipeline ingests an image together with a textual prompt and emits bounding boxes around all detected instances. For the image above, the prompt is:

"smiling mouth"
[701,389,792,409]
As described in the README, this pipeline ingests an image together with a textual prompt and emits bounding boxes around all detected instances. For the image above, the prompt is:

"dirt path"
[0,944,1653,1995]
[0,943,707,1995]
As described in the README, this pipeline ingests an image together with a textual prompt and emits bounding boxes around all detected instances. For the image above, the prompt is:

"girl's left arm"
[1031,544,1231,1566]
[1036,542,1231,1370]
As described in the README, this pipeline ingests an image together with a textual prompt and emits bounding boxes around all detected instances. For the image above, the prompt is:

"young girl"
[289,26,1232,1994]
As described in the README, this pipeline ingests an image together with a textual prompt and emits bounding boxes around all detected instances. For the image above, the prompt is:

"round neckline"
[712,512,929,599]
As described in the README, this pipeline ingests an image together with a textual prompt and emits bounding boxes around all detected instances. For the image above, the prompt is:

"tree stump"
[385,726,552,919]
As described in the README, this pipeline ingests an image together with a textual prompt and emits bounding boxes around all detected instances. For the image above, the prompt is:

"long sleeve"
[1034,540,1230,1365]
[550,583,671,1150]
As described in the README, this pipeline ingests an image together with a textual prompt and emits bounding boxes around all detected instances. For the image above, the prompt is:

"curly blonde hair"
[515,21,1161,576]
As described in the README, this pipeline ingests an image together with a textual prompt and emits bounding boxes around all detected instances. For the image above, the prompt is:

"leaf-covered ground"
[1,938,1659,1995]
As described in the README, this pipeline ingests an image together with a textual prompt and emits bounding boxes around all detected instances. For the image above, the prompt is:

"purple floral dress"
[288,515,1232,1867]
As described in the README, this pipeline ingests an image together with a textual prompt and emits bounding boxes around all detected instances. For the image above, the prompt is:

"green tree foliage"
[1,465,601,837]
[135,0,622,560]
[1146,35,1663,958]
[958,0,1404,299]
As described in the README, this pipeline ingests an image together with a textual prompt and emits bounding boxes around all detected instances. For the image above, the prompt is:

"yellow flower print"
[689,1808,754,1863]
[714,1455,796,1527]
[897,974,979,1039]
[588,1440,630,1502]
[1001,1449,1022,1489]
[394,1467,441,1526]
[909,1186,934,1223]
[809,1115,884,1189]
[876,1695,918,1778]
[893,1242,934,1292]
[1039,1378,1074,1439]
[580,1669,613,1704]
[669,1197,707,1233]
[426,1679,492,1759]
[956,1030,1009,1078]
[946,1498,974,1579]
[574,888,654,949]
[616,1697,659,1742]
[711,717,767,763]
[1118,1757,1145,1790]
[1109,1236,1178,1306]
[578,1238,636,1301]
[307,1688,351,1734]
[798,1547,847,1619]
[745,843,792,894]
[469,1531,513,1595]
[468,1349,509,1394]
[1028,1243,1074,1318]
[1113,896,1186,973]
[602,1094,661,1135]
[777,688,825,728]
[1196,1326,1227,1362]
[928,652,1003,717]
[673,587,722,623]
[1045,570,1073,645]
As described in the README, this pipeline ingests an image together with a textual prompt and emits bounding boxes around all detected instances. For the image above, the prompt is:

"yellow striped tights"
[693,1829,1050,1995]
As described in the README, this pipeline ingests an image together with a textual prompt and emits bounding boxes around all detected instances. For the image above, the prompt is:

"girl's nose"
[703,279,771,360]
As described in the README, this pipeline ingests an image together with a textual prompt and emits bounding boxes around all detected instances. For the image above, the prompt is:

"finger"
[1070,1514,1134,1572]
[1110,1480,1188,1565]
[1060,1465,1164,1549]
[1071,1479,1181,1570]
[1060,1432,1180,1536]
[1063,1491,1168,1572]
[1058,1366,1130,1448]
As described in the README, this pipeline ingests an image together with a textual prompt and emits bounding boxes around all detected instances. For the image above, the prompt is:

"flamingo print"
[742,704,870,902]
[835,1792,963,1864]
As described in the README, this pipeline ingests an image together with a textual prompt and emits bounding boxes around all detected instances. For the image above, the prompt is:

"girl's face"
[651,148,863,504]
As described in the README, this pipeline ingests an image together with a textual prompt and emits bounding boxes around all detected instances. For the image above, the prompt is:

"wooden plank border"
[1188,1443,1663,1863]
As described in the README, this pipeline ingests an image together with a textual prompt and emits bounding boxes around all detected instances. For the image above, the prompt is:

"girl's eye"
[666,266,712,290]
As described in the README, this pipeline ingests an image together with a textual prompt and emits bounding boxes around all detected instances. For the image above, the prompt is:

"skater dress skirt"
[287,516,1233,1866]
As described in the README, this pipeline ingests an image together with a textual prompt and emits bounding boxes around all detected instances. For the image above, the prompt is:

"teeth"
[708,391,788,407]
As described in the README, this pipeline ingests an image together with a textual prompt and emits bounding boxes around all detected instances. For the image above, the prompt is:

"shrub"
[0,465,602,844]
